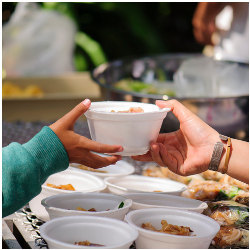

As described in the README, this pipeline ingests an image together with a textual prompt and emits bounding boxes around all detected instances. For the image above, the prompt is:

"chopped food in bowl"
[29,170,106,221]
[84,101,170,156]
[41,192,132,220]
[125,208,220,249]
[39,215,138,249]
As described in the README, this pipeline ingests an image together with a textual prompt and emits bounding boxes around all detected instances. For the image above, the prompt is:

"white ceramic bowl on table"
[39,215,138,249]
[29,169,106,221]
[41,192,132,220]
[69,159,135,179]
[105,175,187,196]
[125,208,220,249]
[84,101,170,156]
[123,193,208,213]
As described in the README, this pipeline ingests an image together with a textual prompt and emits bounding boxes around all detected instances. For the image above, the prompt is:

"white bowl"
[40,215,138,249]
[69,159,135,179]
[105,175,186,195]
[29,169,106,221]
[42,192,132,220]
[125,208,220,249]
[84,101,170,156]
[123,193,208,213]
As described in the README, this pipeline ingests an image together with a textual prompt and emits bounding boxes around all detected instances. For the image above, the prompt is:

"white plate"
[69,160,135,179]
[105,175,187,196]
[123,193,207,213]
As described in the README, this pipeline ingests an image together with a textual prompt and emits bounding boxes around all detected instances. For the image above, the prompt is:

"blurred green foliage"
[2,2,202,72]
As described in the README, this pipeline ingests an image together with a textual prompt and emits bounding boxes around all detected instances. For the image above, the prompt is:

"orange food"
[76,207,97,212]
[111,107,144,113]
[74,240,104,246]
[46,183,75,191]
[142,220,192,236]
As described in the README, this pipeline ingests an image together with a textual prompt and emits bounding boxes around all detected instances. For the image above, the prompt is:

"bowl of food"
[123,193,207,213]
[41,192,132,220]
[69,159,135,179]
[29,169,106,221]
[125,208,220,249]
[105,175,186,196]
[84,101,170,156]
[39,215,138,249]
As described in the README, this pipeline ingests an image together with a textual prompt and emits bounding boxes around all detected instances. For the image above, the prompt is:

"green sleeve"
[2,126,69,217]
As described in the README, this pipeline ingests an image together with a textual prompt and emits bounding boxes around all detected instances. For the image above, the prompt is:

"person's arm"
[218,138,249,184]
[192,2,227,45]
[2,127,69,217]
[132,100,249,184]
[3,99,123,217]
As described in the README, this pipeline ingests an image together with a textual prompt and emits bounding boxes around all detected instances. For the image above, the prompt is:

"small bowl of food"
[123,193,207,213]
[69,159,135,179]
[105,175,187,196]
[39,215,138,249]
[29,169,106,221]
[125,208,220,249]
[42,192,132,220]
[84,101,170,156]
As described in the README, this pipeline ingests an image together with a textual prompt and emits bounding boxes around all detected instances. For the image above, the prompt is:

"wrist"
[208,134,231,174]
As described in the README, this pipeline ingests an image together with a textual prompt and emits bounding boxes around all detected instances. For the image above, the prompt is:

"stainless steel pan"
[92,54,249,140]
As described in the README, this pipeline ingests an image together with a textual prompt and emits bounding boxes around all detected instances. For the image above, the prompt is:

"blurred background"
[2,2,202,72]
[2,2,249,146]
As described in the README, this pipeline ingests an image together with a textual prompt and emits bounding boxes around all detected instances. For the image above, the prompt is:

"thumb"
[156,99,195,124]
[60,99,91,129]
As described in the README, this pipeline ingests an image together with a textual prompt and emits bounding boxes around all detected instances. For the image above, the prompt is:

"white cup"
[85,101,170,156]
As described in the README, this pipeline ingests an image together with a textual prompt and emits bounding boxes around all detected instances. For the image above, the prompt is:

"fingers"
[79,136,123,154]
[156,99,195,124]
[83,153,121,168]
[60,99,91,129]
[150,144,165,166]
[132,151,153,161]
[158,143,178,173]
[150,143,178,170]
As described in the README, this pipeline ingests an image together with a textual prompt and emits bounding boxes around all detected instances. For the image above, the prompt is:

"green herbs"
[217,186,241,200]
[114,79,176,96]
[118,201,124,209]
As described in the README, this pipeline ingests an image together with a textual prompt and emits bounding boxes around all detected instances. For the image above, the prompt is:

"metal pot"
[92,54,249,140]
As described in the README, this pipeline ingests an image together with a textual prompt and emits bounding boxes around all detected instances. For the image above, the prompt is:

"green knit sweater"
[2,126,69,217]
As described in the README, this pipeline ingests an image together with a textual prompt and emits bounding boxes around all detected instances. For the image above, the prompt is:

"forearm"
[2,127,69,217]
[195,2,227,19]
[218,139,249,183]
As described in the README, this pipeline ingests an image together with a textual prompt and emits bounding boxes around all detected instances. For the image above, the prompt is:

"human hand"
[50,99,123,168]
[132,100,219,176]
[192,2,224,45]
